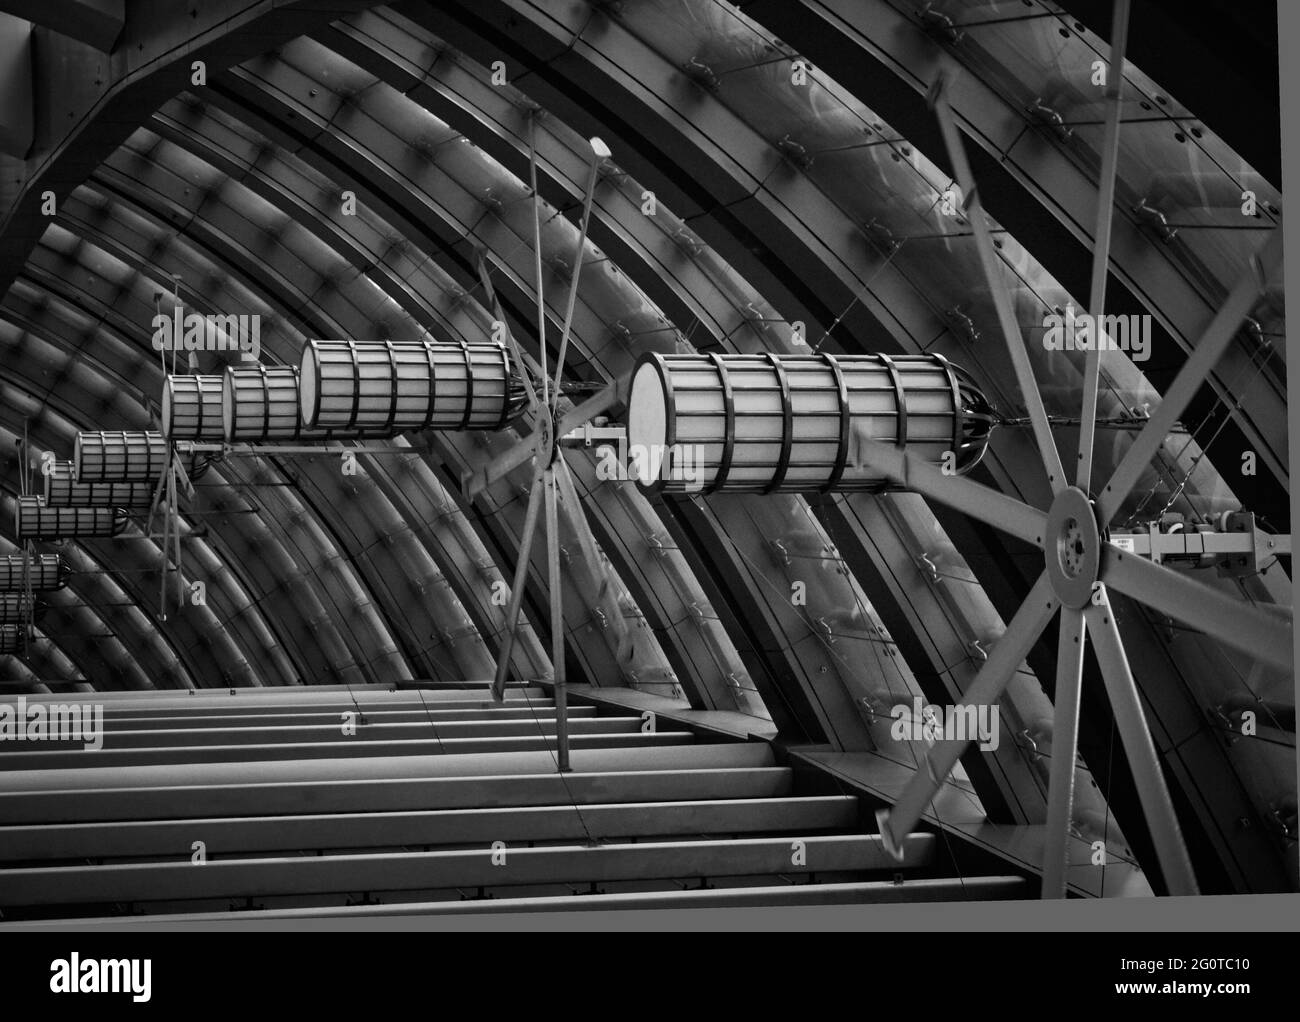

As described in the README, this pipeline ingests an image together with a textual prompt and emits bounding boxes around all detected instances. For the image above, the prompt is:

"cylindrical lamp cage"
[74,431,210,483]
[626,351,995,494]
[162,374,225,441]
[45,461,157,510]
[0,625,27,654]
[0,553,66,591]
[300,339,526,434]
[223,365,366,442]
[0,593,45,625]
[14,497,126,540]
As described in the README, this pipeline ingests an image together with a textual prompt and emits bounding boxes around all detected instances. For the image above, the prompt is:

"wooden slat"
[0,796,859,860]
[0,834,936,906]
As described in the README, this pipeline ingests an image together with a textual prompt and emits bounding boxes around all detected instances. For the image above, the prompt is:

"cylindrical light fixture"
[223,364,365,442]
[73,431,209,483]
[45,461,156,510]
[0,624,27,654]
[162,374,225,441]
[299,339,526,434]
[0,593,45,625]
[625,351,994,494]
[0,553,66,592]
[14,496,126,540]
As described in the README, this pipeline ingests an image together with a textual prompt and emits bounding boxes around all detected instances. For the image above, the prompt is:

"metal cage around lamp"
[73,431,210,483]
[45,461,157,510]
[0,625,28,654]
[14,496,127,540]
[162,375,226,442]
[299,339,526,435]
[0,553,66,591]
[223,364,365,442]
[625,351,995,494]
[0,592,46,625]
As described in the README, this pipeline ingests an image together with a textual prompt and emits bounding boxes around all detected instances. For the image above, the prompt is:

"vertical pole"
[545,465,570,771]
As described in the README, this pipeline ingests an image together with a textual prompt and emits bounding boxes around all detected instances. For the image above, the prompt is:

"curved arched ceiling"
[0,0,1291,896]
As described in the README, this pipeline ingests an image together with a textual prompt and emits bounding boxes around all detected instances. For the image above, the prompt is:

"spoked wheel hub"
[1044,486,1102,610]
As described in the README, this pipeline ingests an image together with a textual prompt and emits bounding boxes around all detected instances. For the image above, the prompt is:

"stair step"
[0,833,935,907]
[0,714,642,750]
[0,766,795,824]
[125,876,1029,920]
[90,707,598,731]
[0,796,859,861]
[0,741,773,793]
[0,730,696,770]
[3,689,547,717]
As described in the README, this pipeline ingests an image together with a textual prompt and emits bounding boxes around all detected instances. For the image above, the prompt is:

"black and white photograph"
[0,0,1294,999]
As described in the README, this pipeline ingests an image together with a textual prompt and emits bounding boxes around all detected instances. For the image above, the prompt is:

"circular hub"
[1044,486,1101,609]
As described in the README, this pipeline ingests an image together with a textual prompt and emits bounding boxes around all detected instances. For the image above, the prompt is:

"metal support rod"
[464,433,540,501]
[851,427,1047,548]
[1077,0,1131,493]
[551,140,608,406]
[555,457,634,665]
[545,466,570,771]
[929,75,1067,495]
[527,111,549,409]
[1102,545,1292,670]
[1097,229,1282,523]
[475,251,540,413]
[490,462,548,702]
[556,379,622,437]
[1085,594,1200,895]
[877,572,1059,856]
[1042,607,1086,898]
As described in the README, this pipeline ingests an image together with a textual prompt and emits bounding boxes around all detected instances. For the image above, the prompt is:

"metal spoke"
[550,138,610,412]
[527,111,550,409]
[462,431,541,502]
[877,571,1059,856]
[1042,607,1086,899]
[554,457,633,664]
[557,380,621,438]
[490,461,548,701]
[1096,229,1282,523]
[1101,544,1292,671]
[851,428,1046,547]
[1085,594,1199,895]
[929,75,1067,496]
[1077,0,1131,493]
[475,252,539,413]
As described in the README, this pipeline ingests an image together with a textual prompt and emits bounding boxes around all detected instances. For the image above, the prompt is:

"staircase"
[0,687,1031,919]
